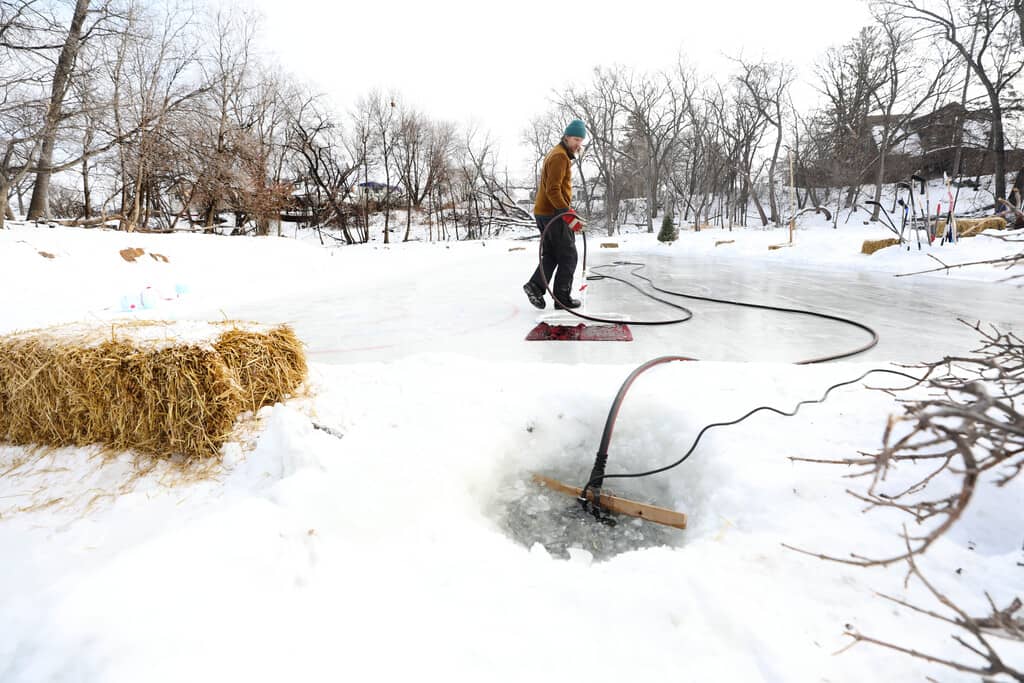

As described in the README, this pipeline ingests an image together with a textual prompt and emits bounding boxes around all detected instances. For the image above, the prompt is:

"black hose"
[536,214,693,326]
[531,213,888,512]
[535,214,878,363]
[593,261,879,364]
[581,368,922,500]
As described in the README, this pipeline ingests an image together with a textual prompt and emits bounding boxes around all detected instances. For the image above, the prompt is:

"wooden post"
[788,149,796,245]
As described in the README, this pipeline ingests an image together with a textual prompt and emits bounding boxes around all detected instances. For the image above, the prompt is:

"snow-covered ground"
[1,214,1021,682]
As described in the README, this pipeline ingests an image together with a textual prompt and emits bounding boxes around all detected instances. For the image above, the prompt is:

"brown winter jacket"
[533,141,574,215]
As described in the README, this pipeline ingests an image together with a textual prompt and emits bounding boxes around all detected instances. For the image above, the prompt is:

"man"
[522,119,587,310]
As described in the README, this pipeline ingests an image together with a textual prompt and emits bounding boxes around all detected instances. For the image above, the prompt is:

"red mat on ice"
[525,322,633,341]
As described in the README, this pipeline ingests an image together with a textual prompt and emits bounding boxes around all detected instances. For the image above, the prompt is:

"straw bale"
[212,324,307,414]
[861,238,900,255]
[935,216,1007,238]
[0,321,307,461]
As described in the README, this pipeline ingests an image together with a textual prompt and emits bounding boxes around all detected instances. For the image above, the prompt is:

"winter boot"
[523,283,546,309]
[553,294,581,310]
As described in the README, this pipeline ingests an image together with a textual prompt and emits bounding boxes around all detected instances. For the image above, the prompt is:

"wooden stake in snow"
[788,149,797,245]
[770,150,798,251]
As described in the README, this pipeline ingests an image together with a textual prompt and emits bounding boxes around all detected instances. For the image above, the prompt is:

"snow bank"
[0,215,1021,681]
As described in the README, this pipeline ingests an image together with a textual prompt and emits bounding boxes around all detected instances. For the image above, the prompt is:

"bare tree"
[867,14,955,220]
[734,57,796,226]
[615,68,691,232]
[0,125,43,228]
[1,0,58,227]
[710,80,772,227]
[113,0,204,231]
[71,43,102,220]
[790,106,825,209]
[876,0,1024,204]
[1016,0,1024,44]
[455,125,490,239]
[365,90,398,244]
[192,6,256,230]
[557,65,630,235]
[288,95,362,244]
[236,68,295,235]
[522,110,561,193]
[346,101,374,243]
[462,123,531,236]
[668,89,728,230]
[425,122,455,213]
[393,108,453,241]
[814,27,889,208]
[25,0,91,220]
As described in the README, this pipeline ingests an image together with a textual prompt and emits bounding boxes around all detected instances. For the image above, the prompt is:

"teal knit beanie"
[563,119,586,139]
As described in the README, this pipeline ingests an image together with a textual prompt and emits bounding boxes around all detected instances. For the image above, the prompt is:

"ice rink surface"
[207,249,1023,367]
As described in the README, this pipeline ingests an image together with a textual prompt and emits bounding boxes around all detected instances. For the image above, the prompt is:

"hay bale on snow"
[935,216,1007,238]
[214,325,307,414]
[0,321,307,461]
[861,238,900,255]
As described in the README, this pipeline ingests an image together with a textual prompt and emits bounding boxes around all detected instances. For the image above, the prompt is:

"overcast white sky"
[247,0,874,181]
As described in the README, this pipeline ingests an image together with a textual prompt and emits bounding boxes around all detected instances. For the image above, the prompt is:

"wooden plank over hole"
[532,473,687,530]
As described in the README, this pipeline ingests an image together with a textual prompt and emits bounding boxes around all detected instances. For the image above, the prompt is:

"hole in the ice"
[495,468,684,561]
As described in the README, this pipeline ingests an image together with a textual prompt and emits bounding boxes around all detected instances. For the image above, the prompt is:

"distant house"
[280,187,319,223]
[802,103,1024,186]
[354,181,403,201]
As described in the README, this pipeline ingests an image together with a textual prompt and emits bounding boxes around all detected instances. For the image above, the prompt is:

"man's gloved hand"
[562,209,585,232]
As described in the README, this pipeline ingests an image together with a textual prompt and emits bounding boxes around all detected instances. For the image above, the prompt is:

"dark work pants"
[527,213,578,297]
